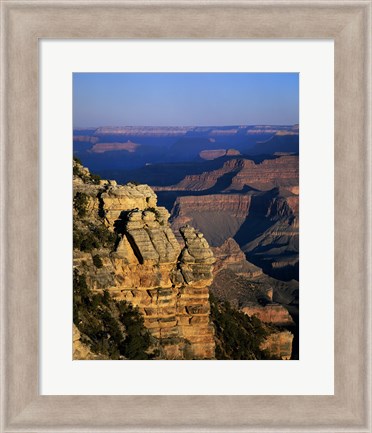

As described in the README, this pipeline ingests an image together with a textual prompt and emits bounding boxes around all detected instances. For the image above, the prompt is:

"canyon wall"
[155,155,298,192]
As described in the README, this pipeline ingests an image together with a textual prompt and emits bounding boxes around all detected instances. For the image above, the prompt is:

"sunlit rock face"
[73,164,216,359]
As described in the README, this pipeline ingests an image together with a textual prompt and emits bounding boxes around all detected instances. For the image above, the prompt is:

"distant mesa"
[90,140,141,154]
[199,148,241,160]
[73,135,99,144]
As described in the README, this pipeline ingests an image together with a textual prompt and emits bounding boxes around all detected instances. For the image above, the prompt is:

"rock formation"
[73,159,297,360]
[91,141,140,153]
[73,325,101,360]
[73,162,216,359]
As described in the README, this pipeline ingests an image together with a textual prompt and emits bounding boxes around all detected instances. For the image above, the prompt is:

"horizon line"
[74,123,299,129]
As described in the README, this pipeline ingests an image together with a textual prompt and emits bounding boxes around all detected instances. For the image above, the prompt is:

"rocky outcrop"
[242,303,294,326]
[107,219,216,359]
[260,330,294,360]
[73,166,216,359]
[100,183,158,227]
[73,325,101,360]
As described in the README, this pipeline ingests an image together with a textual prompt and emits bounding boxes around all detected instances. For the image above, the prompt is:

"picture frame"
[1,0,371,431]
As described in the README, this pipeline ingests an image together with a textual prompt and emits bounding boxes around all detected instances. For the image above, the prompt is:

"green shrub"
[92,254,103,268]
[90,173,101,185]
[73,222,116,252]
[73,192,89,217]
[73,156,82,165]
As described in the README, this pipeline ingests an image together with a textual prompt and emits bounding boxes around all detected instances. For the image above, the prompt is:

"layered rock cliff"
[167,187,299,280]
[155,155,298,192]
[73,159,297,360]
[73,160,216,359]
[152,154,298,281]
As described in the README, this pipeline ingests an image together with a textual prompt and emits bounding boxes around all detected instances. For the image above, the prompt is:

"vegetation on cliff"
[210,294,275,360]
[73,161,117,253]
[73,270,154,359]
[73,156,101,184]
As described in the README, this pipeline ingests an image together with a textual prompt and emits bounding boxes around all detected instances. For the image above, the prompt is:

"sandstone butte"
[90,140,140,154]
[73,164,216,360]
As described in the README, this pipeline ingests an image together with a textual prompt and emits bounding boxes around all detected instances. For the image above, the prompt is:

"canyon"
[73,124,299,360]
[152,156,299,282]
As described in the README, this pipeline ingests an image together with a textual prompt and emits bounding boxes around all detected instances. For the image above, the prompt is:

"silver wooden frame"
[1,1,371,432]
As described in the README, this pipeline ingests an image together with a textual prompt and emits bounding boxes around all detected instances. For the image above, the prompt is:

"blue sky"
[73,73,299,127]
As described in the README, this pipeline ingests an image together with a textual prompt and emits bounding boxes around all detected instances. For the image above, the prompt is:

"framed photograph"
[1,1,371,432]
